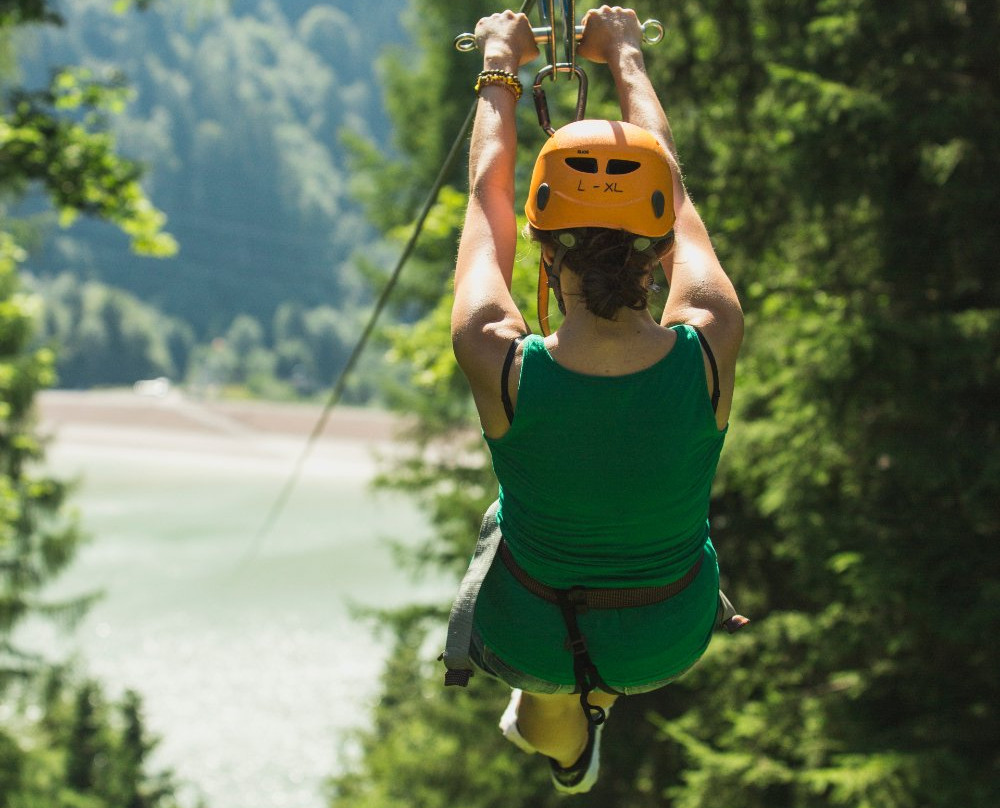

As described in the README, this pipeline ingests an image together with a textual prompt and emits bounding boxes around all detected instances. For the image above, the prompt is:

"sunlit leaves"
[1,69,177,256]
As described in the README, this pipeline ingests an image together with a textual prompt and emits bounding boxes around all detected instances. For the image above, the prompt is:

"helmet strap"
[537,242,569,337]
[545,243,570,316]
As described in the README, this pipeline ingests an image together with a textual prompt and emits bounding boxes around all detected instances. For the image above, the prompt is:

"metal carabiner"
[532,63,588,136]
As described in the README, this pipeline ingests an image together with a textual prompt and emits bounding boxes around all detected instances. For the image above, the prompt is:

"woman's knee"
[520,690,619,720]
[520,692,581,719]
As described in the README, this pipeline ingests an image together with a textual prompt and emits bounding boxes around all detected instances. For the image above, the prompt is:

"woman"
[446,6,744,794]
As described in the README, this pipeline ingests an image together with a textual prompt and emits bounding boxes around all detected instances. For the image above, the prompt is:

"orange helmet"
[524,119,675,237]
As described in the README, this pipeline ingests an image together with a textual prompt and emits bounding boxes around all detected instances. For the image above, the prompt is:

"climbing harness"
[441,501,749,726]
[500,540,702,724]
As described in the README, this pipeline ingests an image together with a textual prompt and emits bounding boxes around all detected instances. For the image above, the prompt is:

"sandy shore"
[36,388,407,444]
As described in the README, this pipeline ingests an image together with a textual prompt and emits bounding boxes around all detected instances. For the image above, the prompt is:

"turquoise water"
[22,397,452,808]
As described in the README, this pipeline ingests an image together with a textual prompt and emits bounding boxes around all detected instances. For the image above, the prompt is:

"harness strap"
[441,500,503,686]
[555,591,619,725]
[499,541,703,609]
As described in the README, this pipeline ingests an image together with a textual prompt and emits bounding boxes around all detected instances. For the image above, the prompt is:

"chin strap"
[537,242,570,337]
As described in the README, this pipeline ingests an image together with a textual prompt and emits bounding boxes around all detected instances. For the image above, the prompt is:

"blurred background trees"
[3,1,190,804]
[12,0,410,397]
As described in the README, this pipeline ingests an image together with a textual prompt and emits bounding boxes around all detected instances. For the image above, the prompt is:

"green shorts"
[471,540,720,691]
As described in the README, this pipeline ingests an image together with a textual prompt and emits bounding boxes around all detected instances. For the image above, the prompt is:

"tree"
[1,2,184,805]
[331,1,1000,807]
[26,273,193,387]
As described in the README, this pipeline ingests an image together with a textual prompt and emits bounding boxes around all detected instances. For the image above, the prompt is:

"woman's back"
[488,325,726,589]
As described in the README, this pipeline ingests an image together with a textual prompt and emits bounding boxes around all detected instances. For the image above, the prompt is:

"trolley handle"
[454,19,664,53]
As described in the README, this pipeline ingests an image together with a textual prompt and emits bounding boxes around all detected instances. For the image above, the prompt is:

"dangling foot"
[498,689,537,754]
[548,720,603,794]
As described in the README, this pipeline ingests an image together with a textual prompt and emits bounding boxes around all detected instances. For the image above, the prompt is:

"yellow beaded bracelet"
[475,69,523,101]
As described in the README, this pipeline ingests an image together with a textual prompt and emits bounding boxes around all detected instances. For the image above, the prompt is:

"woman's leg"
[516,691,619,767]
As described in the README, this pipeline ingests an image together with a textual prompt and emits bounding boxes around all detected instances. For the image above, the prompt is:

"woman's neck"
[545,304,673,377]
[556,302,658,341]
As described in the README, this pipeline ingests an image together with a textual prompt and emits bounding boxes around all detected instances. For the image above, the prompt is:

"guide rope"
[243,2,540,554]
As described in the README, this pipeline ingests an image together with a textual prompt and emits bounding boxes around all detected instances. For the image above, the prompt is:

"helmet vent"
[564,157,599,173]
[536,183,551,211]
[607,159,641,175]
[651,190,666,219]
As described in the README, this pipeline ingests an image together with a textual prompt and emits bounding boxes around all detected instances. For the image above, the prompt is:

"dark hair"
[528,226,662,320]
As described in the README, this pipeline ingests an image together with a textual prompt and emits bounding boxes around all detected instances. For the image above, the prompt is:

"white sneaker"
[498,689,537,754]
[548,720,603,794]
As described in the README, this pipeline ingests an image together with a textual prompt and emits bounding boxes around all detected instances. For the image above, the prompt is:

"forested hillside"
[14,0,409,391]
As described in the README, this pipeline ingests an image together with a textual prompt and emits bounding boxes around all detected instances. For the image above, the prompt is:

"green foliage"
[24,272,374,396]
[16,0,408,338]
[0,236,86,676]
[328,612,557,808]
[28,272,194,388]
[2,668,181,807]
[1,4,188,807]
[1,67,177,257]
[334,1,1000,807]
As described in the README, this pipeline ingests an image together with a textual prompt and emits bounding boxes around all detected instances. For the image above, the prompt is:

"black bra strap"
[501,335,527,424]
[692,327,720,414]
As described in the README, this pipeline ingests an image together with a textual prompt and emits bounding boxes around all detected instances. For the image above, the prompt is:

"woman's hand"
[475,11,539,71]
[577,5,643,65]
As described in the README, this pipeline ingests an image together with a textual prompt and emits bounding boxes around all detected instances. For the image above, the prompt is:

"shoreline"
[27,389,447,808]
[36,388,407,444]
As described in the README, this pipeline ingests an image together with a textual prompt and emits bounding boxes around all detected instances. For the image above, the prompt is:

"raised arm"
[451,12,538,434]
[580,7,744,426]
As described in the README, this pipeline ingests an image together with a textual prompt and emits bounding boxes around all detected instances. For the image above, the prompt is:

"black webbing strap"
[692,326,721,414]
[555,591,622,726]
[501,335,527,424]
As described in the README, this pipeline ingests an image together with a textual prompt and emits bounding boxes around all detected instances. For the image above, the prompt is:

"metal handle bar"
[454,19,664,52]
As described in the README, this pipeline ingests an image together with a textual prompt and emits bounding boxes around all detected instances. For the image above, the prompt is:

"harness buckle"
[564,586,590,614]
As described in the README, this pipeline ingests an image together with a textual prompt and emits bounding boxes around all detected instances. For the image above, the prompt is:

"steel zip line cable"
[242,1,538,558]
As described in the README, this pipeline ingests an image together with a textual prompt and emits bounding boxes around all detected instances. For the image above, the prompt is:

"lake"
[21,390,453,808]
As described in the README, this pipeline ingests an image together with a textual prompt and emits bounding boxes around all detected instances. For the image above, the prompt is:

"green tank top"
[486,324,726,588]
[475,324,727,687]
